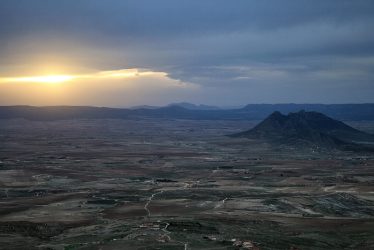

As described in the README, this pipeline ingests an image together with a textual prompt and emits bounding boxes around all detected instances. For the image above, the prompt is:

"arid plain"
[0,118,374,250]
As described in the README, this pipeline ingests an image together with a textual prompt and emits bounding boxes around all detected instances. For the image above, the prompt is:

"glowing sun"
[0,75,75,84]
[0,68,167,84]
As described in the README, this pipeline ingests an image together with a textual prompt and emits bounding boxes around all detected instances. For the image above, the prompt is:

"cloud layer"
[0,0,373,105]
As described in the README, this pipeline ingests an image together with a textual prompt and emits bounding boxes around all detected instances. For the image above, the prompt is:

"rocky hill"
[231,110,374,150]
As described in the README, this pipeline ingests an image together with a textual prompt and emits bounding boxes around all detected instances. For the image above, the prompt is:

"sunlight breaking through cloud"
[0,69,170,84]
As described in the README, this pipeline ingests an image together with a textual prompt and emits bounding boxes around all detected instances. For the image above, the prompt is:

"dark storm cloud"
[1,0,373,35]
[1,0,374,104]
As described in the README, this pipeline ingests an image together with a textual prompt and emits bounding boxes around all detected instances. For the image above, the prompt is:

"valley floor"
[0,119,373,250]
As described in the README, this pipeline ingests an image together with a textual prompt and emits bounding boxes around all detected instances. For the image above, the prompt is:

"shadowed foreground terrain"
[0,118,374,250]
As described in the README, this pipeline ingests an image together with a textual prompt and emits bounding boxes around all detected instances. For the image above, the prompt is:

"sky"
[0,0,373,107]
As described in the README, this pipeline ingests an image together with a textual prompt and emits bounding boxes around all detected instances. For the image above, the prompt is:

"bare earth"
[0,119,373,250]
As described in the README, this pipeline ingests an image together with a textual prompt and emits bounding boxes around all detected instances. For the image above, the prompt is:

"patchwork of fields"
[0,119,373,250]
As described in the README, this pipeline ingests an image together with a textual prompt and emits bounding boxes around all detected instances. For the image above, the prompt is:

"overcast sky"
[0,0,373,106]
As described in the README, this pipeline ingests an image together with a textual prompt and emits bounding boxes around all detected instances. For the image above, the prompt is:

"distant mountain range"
[0,103,374,121]
[131,102,233,110]
[231,110,374,151]
[167,102,221,110]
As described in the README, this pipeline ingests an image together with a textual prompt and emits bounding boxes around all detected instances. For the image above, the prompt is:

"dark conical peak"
[230,110,374,150]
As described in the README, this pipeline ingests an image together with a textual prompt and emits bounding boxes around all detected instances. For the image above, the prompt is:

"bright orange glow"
[0,69,166,84]
[0,75,75,84]
[0,67,198,106]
